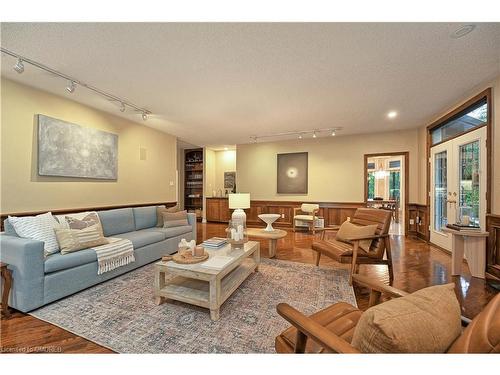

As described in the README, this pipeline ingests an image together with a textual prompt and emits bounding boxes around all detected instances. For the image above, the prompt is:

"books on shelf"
[446,224,481,232]
[202,237,228,249]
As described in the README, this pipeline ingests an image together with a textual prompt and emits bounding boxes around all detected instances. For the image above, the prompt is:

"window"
[367,172,375,199]
[389,171,400,201]
[431,97,487,146]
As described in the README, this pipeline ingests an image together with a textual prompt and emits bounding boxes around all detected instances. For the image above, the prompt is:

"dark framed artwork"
[224,171,236,190]
[277,152,308,194]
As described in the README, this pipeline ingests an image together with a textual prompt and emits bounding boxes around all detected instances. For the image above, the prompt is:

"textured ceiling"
[1,23,499,147]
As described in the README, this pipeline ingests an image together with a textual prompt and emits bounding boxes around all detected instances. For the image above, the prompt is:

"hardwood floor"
[1,222,497,353]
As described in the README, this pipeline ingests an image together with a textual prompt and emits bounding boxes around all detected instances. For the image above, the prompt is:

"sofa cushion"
[98,208,135,236]
[133,206,158,230]
[351,283,462,353]
[8,212,60,255]
[3,218,19,236]
[152,225,193,239]
[55,225,109,255]
[162,210,189,228]
[115,229,165,249]
[45,249,98,273]
[156,205,180,227]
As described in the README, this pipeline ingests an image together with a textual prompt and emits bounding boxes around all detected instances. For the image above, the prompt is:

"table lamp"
[229,193,250,227]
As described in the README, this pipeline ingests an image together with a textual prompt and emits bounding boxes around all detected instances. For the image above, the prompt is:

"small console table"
[442,228,489,279]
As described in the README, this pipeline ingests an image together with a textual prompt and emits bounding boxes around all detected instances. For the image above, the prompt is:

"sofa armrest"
[0,234,45,312]
[187,213,197,241]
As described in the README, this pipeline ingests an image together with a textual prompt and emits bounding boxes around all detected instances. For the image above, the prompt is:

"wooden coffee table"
[246,228,287,258]
[154,241,260,321]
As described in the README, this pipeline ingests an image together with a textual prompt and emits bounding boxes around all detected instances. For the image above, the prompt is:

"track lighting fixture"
[66,80,76,93]
[251,127,342,143]
[1,47,152,121]
[13,58,24,73]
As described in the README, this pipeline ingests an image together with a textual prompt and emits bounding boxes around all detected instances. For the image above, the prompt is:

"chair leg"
[349,242,359,285]
[314,250,321,266]
[385,237,394,285]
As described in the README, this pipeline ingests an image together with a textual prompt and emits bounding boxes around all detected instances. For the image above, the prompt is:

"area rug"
[30,259,356,353]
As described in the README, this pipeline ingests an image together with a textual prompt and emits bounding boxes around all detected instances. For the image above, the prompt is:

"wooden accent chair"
[275,274,500,353]
[293,203,320,234]
[311,208,393,284]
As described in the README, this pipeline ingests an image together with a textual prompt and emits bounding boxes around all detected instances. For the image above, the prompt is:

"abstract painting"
[224,171,236,190]
[277,152,308,194]
[38,114,118,179]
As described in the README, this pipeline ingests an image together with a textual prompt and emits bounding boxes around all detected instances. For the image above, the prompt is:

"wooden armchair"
[312,208,393,284]
[275,275,500,353]
[293,203,320,234]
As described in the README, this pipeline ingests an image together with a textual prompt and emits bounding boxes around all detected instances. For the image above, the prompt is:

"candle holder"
[227,219,248,249]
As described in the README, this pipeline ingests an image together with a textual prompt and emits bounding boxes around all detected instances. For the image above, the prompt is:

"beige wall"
[237,128,420,203]
[1,78,178,213]
[214,150,236,193]
[417,74,500,214]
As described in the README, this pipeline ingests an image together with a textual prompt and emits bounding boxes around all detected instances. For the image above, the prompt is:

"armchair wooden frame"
[276,274,407,353]
[312,208,394,285]
[315,226,393,285]
[292,206,320,234]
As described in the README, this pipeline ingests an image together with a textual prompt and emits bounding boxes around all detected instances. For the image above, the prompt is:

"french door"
[430,127,487,251]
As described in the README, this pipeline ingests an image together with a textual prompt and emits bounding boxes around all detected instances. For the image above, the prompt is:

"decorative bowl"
[258,214,281,232]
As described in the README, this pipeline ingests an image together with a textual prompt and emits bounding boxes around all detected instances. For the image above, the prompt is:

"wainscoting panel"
[0,202,177,231]
[408,204,429,241]
[486,214,500,279]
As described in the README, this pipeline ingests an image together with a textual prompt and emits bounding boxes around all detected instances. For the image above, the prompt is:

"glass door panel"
[458,140,480,226]
[434,151,448,232]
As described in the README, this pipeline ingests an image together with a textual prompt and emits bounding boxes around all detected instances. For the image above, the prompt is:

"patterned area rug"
[30,259,356,353]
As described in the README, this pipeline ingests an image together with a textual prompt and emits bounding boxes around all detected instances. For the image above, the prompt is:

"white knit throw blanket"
[91,237,135,275]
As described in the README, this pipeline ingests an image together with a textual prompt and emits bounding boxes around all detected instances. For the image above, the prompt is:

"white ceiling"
[1,23,499,147]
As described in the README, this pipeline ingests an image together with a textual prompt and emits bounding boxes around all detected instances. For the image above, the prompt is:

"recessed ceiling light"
[142,112,148,121]
[451,24,476,39]
[387,111,398,119]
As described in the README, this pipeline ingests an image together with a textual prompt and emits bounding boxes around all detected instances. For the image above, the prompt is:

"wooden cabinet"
[408,204,429,241]
[206,198,230,223]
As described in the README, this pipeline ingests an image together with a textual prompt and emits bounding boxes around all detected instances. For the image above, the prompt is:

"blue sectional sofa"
[0,205,196,312]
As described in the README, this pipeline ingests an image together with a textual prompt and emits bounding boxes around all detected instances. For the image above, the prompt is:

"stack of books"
[201,237,228,249]
[446,223,481,232]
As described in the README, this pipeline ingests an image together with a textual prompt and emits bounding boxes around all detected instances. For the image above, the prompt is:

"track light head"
[142,112,148,121]
[331,129,336,136]
[119,102,126,112]
[66,80,76,93]
[298,133,303,139]
[14,58,24,74]
[312,131,317,138]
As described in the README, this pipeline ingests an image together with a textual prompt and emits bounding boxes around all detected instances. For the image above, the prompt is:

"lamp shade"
[229,193,250,209]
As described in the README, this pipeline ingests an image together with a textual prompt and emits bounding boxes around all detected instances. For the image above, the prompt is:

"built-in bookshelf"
[184,148,204,221]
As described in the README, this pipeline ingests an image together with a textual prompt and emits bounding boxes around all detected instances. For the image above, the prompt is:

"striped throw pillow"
[55,224,109,254]
[162,210,189,228]
[8,212,60,254]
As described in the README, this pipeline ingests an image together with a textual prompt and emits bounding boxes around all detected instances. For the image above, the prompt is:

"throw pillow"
[351,283,462,353]
[65,212,104,236]
[8,212,60,254]
[162,210,189,228]
[335,221,378,252]
[55,224,109,255]
[156,205,180,227]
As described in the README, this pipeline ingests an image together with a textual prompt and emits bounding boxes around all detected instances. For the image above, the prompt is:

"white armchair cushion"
[300,203,319,213]
[294,214,315,221]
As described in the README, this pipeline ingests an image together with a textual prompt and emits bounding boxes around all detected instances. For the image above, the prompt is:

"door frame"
[364,151,409,235]
[426,88,492,247]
